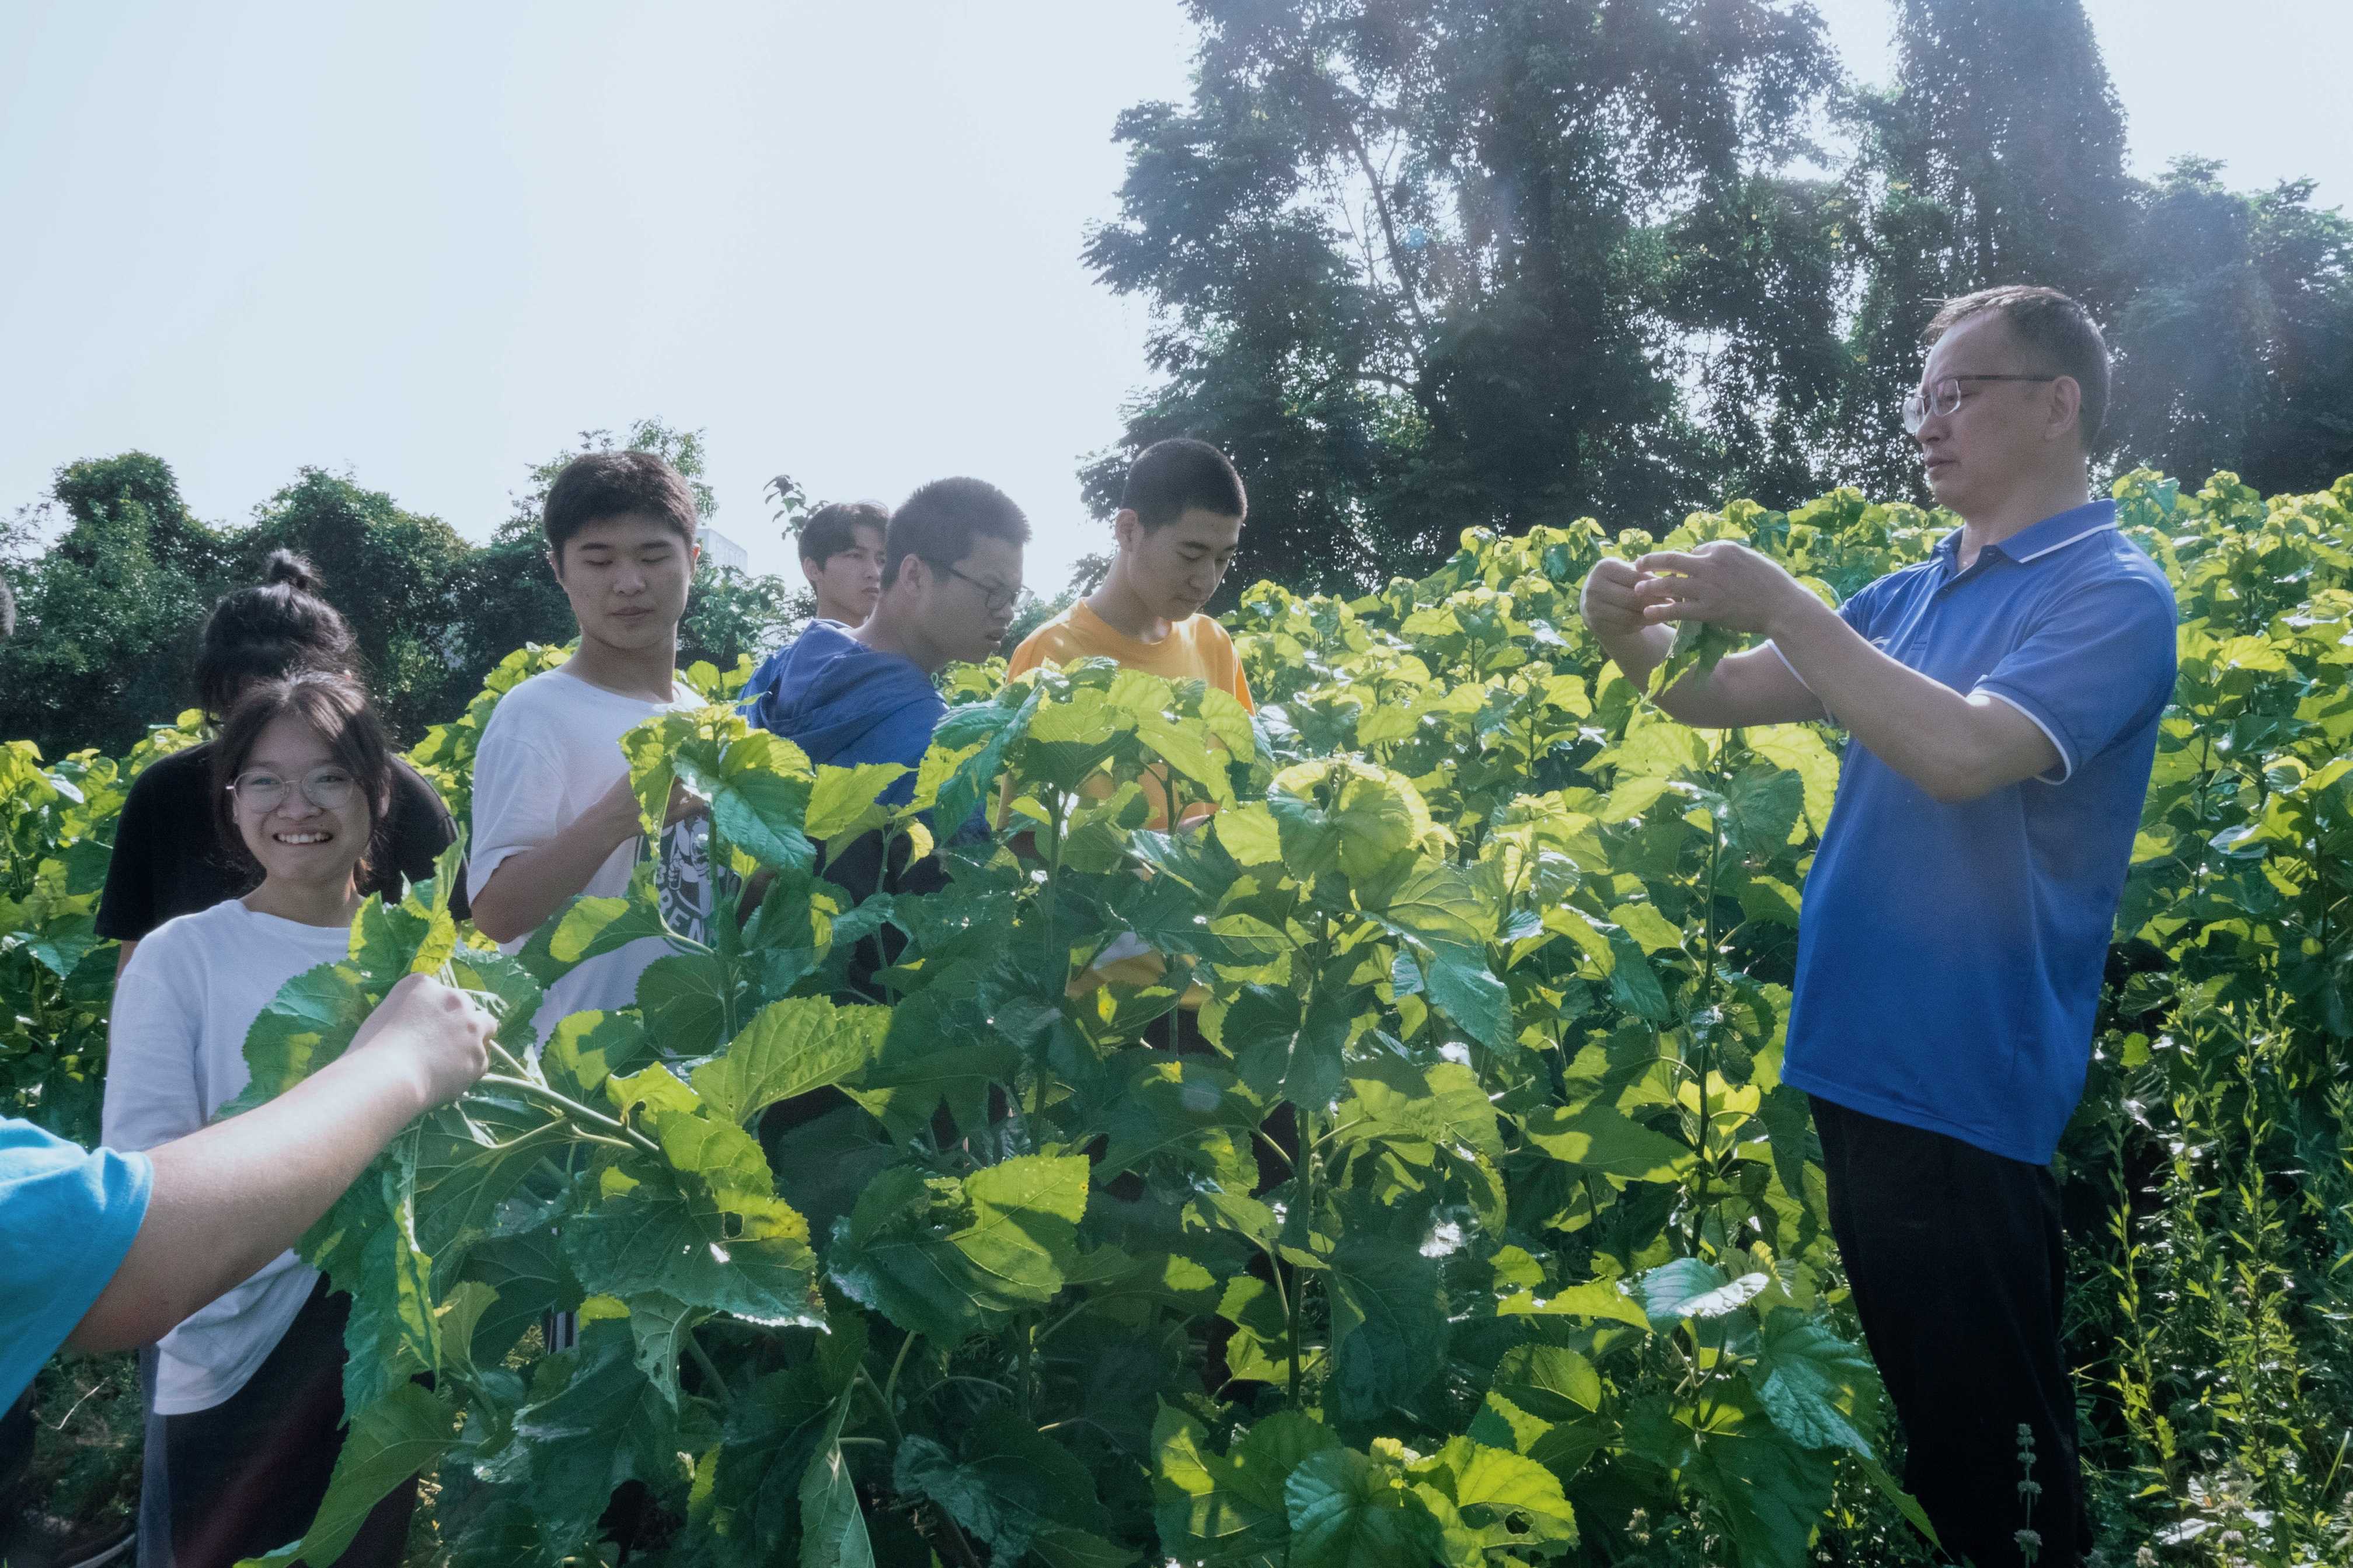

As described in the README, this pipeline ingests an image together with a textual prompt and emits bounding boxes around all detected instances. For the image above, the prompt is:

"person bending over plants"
[1006,438,1254,1005]
[737,476,1030,1146]
[1007,436,1254,755]
[1578,285,2176,1568]
[740,474,1030,1060]
[741,475,1030,905]
[90,671,493,1568]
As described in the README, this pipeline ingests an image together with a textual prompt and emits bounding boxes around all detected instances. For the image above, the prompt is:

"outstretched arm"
[1630,543,2060,802]
[69,974,492,1352]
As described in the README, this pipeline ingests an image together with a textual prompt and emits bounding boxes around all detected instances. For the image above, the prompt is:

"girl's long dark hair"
[196,551,360,722]
[210,671,395,886]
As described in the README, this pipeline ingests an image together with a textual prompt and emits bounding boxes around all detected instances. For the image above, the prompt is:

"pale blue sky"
[4,2,2344,592]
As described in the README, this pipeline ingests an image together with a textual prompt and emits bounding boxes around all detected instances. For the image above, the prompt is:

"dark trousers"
[138,1277,415,1568]
[1812,1095,2088,1568]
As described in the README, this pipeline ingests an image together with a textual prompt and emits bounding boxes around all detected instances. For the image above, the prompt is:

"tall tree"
[240,469,472,743]
[0,455,228,756]
[50,451,227,582]
[1836,0,2135,493]
[2107,161,2353,493]
[1085,0,1844,594]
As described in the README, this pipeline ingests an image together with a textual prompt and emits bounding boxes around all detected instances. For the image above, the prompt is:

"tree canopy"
[1082,0,1846,593]
[1085,0,2353,593]
[0,423,805,757]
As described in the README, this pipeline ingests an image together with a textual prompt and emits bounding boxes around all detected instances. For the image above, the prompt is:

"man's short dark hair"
[543,451,699,557]
[883,478,1030,588]
[799,500,890,565]
[1923,285,2112,447]
[1121,438,1247,530]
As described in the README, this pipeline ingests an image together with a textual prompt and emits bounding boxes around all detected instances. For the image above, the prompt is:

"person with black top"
[95,552,465,973]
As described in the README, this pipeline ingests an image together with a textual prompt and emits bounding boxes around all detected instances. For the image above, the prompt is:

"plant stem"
[1019,1317,1038,1420]
[480,1073,660,1155]
[1252,1126,1296,1172]
[881,1331,919,1409]
[1288,1106,1317,1409]
[1689,794,1723,1260]
[709,815,741,1042]
[1035,1298,1093,1347]
[855,1369,905,1444]
[685,1329,728,1396]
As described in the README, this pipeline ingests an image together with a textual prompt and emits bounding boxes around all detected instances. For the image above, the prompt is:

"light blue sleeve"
[1,1118,153,1408]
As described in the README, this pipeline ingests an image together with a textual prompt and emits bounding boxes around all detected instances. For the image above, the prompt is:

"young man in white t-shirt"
[468,451,710,1037]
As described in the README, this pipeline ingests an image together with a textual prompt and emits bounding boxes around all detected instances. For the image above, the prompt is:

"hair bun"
[262,550,322,594]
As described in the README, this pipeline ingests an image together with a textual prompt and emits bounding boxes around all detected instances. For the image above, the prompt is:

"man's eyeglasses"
[1902,374,2061,434]
[942,564,1021,614]
[226,766,358,813]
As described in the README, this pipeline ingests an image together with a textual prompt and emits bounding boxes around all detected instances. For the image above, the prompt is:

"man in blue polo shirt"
[1579,285,2175,1567]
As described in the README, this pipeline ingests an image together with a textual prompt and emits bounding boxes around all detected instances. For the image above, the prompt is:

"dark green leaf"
[1326,1226,1447,1423]
[1282,1447,1441,1568]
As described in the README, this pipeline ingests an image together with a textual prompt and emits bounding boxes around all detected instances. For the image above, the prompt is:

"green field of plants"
[6,470,2352,1566]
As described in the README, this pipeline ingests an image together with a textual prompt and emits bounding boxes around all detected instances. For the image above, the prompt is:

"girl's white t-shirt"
[465,667,708,1038]
[100,900,353,1415]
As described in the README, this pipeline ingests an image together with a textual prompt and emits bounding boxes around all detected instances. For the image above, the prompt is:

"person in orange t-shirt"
[1005,436,1253,722]
[1006,438,1253,1000]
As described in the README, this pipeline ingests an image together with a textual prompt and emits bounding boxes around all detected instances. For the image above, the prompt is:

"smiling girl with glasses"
[103,671,428,1568]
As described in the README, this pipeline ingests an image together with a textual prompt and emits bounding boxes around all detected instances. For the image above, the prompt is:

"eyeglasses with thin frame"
[941,563,1021,615]
[1903,374,2061,434]
[226,766,358,814]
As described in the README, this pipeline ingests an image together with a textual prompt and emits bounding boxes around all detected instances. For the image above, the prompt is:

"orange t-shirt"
[1005,599,1254,999]
[1005,600,1255,712]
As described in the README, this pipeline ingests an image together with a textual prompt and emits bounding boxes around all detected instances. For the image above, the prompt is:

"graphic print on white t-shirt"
[657,816,714,947]
[100,900,352,1414]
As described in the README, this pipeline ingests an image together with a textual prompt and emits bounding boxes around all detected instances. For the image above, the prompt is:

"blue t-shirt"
[2,1117,152,1406]
[1776,500,2177,1164]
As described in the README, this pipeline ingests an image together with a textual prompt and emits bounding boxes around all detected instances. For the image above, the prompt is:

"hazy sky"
[4,1,2346,593]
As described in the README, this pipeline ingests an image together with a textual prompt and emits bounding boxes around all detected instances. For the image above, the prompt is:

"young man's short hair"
[799,501,890,565]
[1121,438,1247,530]
[882,478,1031,588]
[543,451,700,557]
[1923,286,2113,446]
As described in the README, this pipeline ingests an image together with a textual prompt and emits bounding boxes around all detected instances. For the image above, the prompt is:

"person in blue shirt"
[737,477,1027,1148]
[1579,285,2176,1568]
[740,474,1029,834]
[1,974,491,1413]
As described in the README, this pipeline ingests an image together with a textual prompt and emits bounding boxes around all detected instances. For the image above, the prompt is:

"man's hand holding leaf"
[1633,540,1813,637]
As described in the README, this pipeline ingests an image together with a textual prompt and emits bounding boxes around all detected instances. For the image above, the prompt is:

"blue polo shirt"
[1776,499,2177,1165]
